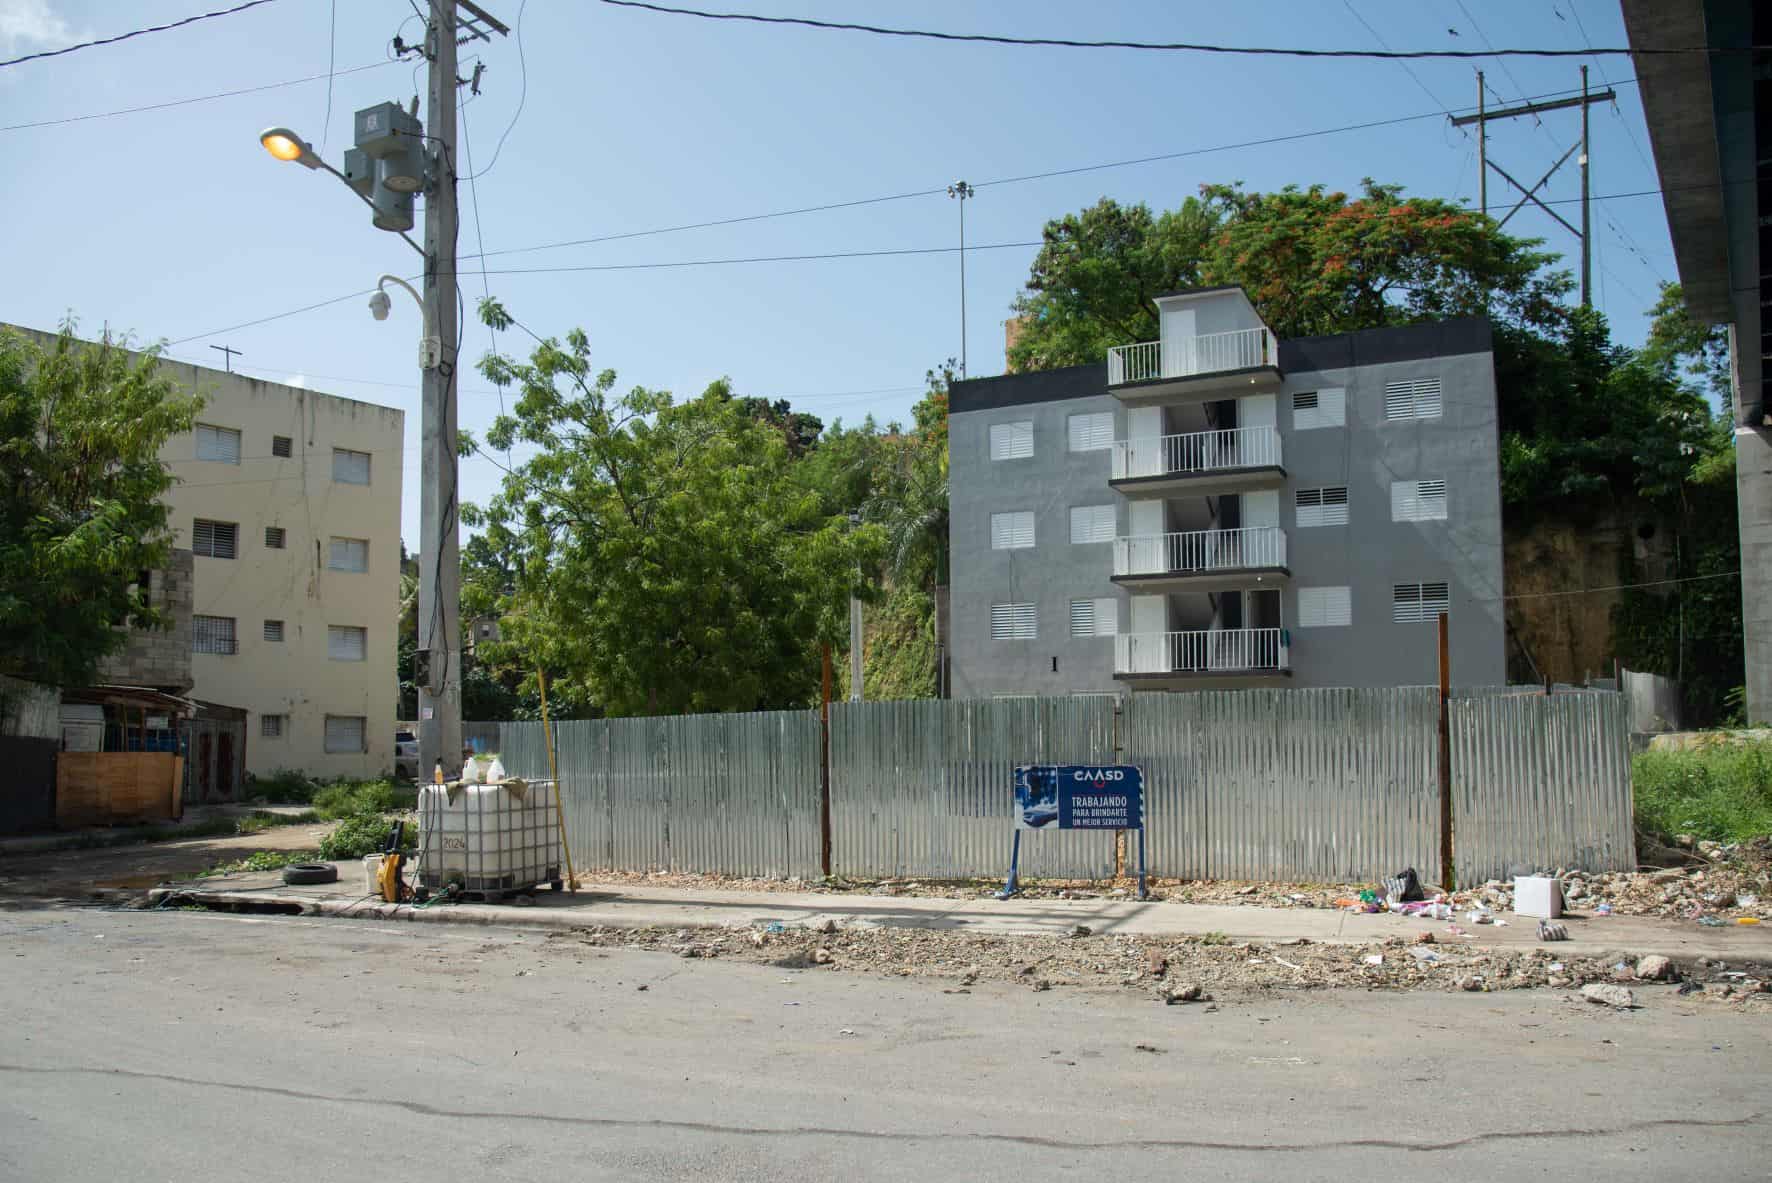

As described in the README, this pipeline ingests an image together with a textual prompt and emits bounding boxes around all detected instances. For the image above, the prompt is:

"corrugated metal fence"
[500,710,822,879]
[1449,690,1634,884]
[828,696,1118,880]
[1125,689,1443,884]
[491,684,1634,887]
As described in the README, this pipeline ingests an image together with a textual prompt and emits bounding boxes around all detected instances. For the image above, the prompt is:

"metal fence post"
[1439,612,1454,890]
[820,644,833,878]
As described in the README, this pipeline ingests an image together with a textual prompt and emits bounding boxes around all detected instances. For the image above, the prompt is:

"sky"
[0,0,1678,549]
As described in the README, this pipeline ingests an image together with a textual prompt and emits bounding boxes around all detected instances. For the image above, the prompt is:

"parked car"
[394,730,419,779]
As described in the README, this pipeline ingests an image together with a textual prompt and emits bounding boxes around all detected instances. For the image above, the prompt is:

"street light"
[259,127,320,169]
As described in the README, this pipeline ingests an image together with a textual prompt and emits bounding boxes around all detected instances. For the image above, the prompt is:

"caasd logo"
[1072,768,1124,784]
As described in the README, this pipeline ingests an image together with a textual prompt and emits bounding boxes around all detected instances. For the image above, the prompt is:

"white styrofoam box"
[363,854,384,894]
[1514,875,1563,919]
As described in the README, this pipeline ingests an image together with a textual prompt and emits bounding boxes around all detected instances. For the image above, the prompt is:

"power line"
[1502,571,1739,601]
[1342,0,1459,119]
[475,240,1041,276]
[471,80,1623,263]
[593,0,1742,58]
[465,0,529,181]
[0,0,282,70]
[0,60,397,134]
[317,0,338,156]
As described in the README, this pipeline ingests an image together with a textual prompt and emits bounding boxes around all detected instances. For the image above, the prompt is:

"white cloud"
[0,0,75,54]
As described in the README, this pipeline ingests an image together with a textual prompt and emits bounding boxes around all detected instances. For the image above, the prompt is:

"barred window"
[193,615,237,654]
[263,619,285,642]
[332,448,371,485]
[271,435,293,458]
[264,525,287,549]
[327,625,367,661]
[261,714,286,738]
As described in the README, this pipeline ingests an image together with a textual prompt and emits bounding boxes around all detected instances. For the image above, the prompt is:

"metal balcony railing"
[1114,628,1289,675]
[1112,526,1287,578]
[1111,425,1281,481]
[1106,326,1278,385]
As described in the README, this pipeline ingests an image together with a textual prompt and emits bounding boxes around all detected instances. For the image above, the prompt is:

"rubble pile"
[565,838,1772,925]
[547,922,1772,1007]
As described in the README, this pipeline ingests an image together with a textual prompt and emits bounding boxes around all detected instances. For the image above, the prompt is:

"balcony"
[1114,628,1291,687]
[1111,526,1289,593]
[1110,426,1285,496]
[1105,327,1282,402]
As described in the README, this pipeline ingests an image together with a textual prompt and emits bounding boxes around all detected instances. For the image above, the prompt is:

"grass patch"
[311,779,414,820]
[196,849,318,877]
[1196,931,1230,946]
[317,814,417,861]
[247,769,320,805]
[1634,738,1772,843]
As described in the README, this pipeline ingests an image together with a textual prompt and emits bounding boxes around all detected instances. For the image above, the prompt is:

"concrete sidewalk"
[149,865,1772,961]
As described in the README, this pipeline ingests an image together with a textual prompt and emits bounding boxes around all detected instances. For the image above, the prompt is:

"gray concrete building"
[1623,0,1769,722]
[947,288,1506,697]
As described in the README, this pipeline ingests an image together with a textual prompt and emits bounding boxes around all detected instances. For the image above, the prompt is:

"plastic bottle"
[487,755,507,783]
[433,761,444,785]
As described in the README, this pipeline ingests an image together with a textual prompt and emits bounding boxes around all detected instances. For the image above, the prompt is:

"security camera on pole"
[261,1,506,781]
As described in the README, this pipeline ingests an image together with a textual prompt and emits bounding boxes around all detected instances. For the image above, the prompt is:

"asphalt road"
[2,906,1768,1182]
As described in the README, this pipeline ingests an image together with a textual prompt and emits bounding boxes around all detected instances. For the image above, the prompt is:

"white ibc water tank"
[418,781,560,894]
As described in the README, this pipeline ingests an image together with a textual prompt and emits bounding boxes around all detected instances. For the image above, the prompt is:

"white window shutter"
[1297,586,1352,627]
[1067,411,1113,452]
[332,448,372,484]
[1070,598,1116,637]
[195,424,241,464]
[1292,388,1345,430]
[989,420,1034,461]
[990,511,1034,549]
[324,716,366,753]
[1383,377,1442,421]
[1392,582,1451,623]
[990,602,1037,640]
[327,625,367,661]
[1069,504,1115,544]
[1295,486,1349,528]
[328,537,370,571]
[1391,479,1449,522]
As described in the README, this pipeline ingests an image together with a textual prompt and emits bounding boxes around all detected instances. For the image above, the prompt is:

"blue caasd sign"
[1014,765,1144,830]
[1004,763,1147,900]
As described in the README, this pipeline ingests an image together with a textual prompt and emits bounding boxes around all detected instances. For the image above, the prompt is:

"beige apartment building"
[157,359,405,779]
[11,323,407,780]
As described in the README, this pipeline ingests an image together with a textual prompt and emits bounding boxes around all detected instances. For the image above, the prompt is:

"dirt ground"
[0,823,329,899]
[546,918,1772,1009]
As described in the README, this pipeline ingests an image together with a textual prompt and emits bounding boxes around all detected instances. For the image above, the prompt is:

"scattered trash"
[1274,956,1304,971]
[1594,901,1613,916]
[1070,924,1093,938]
[764,921,786,934]
[1362,954,1385,967]
[1698,916,1727,927]
[1134,1043,1165,1054]
[1163,982,1205,1004]
[1739,894,1759,908]
[1414,931,1436,945]
[1678,981,1703,996]
[1537,920,1569,941]
[839,1028,857,1036]
[1580,983,1638,1008]
[1548,962,1564,972]
[1408,946,1441,963]
[1739,917,1761,926]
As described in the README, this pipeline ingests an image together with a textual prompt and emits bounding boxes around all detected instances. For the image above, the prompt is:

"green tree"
[1197,179,1569,337]
[0,323,201,686]
[1007,197,1221,371]
[471,301,882,716]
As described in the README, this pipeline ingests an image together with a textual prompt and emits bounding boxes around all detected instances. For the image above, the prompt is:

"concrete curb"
[140,883,1772,962]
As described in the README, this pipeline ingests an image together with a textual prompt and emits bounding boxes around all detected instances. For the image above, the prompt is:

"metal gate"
[183,717,245,803]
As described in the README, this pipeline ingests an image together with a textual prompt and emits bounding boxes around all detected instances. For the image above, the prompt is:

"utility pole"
[847,510,863,703]
[1476,72,1486,216]
[948,181,973,376]
[418,0,463,780]
[1579,65,1591,312]
[1449,70,1613,308]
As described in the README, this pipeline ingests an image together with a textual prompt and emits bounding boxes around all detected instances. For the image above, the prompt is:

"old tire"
[282,862,339,886]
